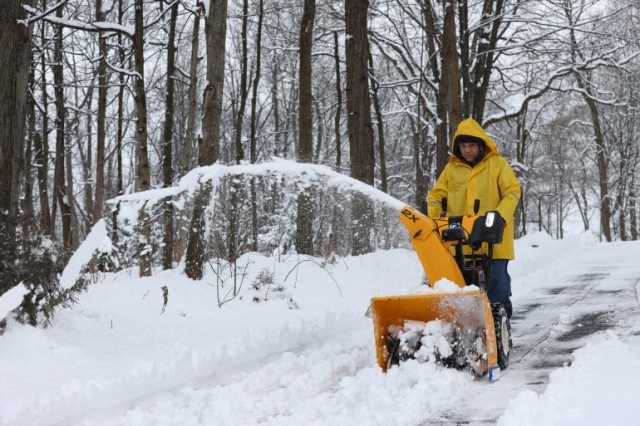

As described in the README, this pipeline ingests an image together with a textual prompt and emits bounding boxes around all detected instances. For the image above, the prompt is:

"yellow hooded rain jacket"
[427,118,521,259]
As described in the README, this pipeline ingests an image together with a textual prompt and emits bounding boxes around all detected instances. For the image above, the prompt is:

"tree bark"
[249,0,264,252]
[345,0,374,255]
[133,0,150,192]
[583,95,612,241]
[441,0,461,138]
[162,3,178,270]
[116,0,125,196]
[37,3,52,234]
[333,31,342,170]
[233,0,250,164]
[23,66,36,246]
[471,0,504,123]
[186,0,229,279]
[271,60,281,156]
[185,183,211,280]
[133,0,151,276]
[53,5,72,251]
[296,0,315,255]
[368,49,387,193]
[200,0,228,166]
[182,5,201,175]
[94,0,109,225]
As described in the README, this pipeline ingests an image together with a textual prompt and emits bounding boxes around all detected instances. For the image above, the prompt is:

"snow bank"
[0,284,28,321]
[59,219,111,289]
[110,158,406,212]
[498,333,640,426]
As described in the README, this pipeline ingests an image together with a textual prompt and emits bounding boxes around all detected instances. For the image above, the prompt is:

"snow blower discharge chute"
[370,202,511,380]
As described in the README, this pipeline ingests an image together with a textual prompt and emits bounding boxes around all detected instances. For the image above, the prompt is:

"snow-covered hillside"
[2,231,640,426]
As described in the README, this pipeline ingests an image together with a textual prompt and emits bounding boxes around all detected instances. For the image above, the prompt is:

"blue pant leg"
[488,260,512,317]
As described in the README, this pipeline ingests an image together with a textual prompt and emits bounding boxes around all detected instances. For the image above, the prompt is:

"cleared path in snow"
[434,241,640,425]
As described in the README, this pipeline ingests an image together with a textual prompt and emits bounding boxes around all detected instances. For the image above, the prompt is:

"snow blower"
[370,203,511,380]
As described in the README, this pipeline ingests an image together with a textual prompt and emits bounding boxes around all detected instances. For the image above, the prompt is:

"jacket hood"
[451,118,498,162]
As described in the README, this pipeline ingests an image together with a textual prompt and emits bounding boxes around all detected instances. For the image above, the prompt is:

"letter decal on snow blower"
[401,208,418,223]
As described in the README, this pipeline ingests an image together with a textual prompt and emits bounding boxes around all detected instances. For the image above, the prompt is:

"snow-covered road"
[2,233,640,426]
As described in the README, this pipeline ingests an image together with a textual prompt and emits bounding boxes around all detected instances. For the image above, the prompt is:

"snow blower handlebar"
[399,205,505,288]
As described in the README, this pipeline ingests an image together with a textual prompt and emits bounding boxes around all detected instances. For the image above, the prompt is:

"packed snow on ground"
[498,332,640,426]
[1,225,640,425]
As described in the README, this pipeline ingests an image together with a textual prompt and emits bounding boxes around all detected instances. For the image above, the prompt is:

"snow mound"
[498,333,640,426]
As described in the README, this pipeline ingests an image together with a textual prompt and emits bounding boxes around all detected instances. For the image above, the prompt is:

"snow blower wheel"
[492,304,511,370]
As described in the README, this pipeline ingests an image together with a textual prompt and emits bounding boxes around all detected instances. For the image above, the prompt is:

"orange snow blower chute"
[370,204,510,378]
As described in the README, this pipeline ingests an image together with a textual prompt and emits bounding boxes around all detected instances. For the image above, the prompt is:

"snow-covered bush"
[106,160,410,277]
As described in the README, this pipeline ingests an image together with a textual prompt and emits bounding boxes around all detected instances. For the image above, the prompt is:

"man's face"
[459,142,480,163]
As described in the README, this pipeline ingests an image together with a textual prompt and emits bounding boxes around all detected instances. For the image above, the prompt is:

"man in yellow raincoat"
[427,118,521,317]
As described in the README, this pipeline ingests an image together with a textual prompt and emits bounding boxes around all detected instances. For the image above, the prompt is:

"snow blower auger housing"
[370,205,509,379]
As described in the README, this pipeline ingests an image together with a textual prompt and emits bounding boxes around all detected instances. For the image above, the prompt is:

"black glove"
[470,211,505,249]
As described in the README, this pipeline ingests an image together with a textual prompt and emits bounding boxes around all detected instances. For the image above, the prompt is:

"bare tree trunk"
[162,3,178,270]
[538,196,543,232]
[182,4,201,175]
[94,0,108,225]
[296,0,316,255]
[34,131,50,231]
[186,0,228,279]
[36,0,52,235]
[333,31,342,171]
[233,0,250,164]
[619,200,627,241]
[225,0,250,263]
[133,0,151,276]
[250,0,264,165]
[116,0,125,196]
[200,0,228,166]
[185,183,210,280]
[271,60,281,156]
[422,0,447,177]
[53,5,72,251]
[65,137,78,249]
[584,96,612,242]
[441,0,461,137]
[411,117,426,210]
[133,0,150,192]
[458,0,471,118]
[0,0,31,295]
[138,204,152,277]
[249,0,264,253]
[368,49,387,193]
[345,0,374,255]
[23,67,36,247]
[470,0,504,123]
[83,84,94,229]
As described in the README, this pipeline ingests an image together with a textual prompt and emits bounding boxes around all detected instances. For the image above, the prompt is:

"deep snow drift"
[2,230,640,426]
